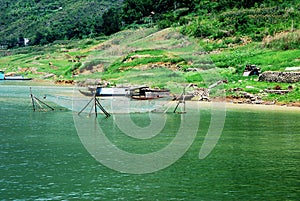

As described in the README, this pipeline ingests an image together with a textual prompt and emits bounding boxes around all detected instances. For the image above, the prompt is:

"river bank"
[1,80,299,110]
[220,96,300,108]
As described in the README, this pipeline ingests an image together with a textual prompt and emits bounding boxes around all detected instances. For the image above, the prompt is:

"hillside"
[0,0,123,47]
[0,27,299,104]
[0,1,299,104]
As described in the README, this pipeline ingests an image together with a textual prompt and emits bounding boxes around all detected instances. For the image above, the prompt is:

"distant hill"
[0,0,123,47]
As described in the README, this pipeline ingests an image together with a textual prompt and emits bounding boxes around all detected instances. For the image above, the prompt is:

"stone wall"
[259,71,300,83]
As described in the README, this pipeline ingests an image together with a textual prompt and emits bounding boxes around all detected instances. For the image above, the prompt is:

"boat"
[4,75,32,80]
[79,86,170,100]
[79,87,130,97]
[0,71,4,80]
[0,71,32,80]
[129,86,170,100]
[243,64,260,76]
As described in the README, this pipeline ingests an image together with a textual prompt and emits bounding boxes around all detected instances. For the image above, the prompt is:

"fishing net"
[45,92,171,114]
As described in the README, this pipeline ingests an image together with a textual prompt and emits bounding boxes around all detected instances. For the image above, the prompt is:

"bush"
[262,30,300,50]
[80,59,103,72]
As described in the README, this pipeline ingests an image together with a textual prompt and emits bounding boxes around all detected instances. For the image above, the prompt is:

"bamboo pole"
[30,87,36,111]
[34,96,55,110]
[30,87,55,111]
[78,94,110,118]
[78,96,94,115]
[94,95,97,117]
[95,98,110,117]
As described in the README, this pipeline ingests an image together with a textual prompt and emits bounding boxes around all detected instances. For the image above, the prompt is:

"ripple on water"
[1,85,299,200]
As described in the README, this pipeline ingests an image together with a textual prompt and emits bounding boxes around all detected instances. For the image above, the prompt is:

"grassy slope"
[0,28,299,103]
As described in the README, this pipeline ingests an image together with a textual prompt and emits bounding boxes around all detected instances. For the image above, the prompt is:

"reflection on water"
[0,84,299,200]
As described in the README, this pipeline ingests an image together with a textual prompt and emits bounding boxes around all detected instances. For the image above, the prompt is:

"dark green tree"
[122,0,151,24]
[7,37,18,49]
[102,7,122,35]
[18,35,25,47]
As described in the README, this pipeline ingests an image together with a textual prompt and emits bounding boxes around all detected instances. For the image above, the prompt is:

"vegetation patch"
[106,49,186,73]
[262,30,300,50]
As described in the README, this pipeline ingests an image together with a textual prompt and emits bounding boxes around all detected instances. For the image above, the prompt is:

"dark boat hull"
[131,96,162,100]
[4,77,32,81]
[79,90,95,96]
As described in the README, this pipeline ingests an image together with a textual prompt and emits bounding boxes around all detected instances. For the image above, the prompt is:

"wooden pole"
[183,87,186,113]
[94,95,98,117]
[30,87,55,111]
[173,101,181,113]
[173,87,186,114]
[95,98,110,117]
[30,87,36,111]
[173,92,183,113]
[78,96,94,115]
[78,94,110,118]
[34,96,55,110]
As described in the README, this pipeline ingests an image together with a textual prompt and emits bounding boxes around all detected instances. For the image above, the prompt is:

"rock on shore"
[259,71,300,83]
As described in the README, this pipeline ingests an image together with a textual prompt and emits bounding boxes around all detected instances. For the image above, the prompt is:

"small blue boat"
[0,71,4,80]
[0,71,32,80]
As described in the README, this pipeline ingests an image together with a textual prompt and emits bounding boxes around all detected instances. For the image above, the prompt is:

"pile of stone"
[54,80,75,85]
[232,91,263,104]
[259,71,300,83]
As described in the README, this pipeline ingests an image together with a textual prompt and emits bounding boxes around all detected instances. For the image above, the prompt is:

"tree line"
[0,0,298,49]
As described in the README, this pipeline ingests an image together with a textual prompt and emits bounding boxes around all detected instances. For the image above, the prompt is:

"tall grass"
[262,30,300,50]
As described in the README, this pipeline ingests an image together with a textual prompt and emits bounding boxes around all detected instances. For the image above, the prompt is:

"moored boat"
[130,86,170,100]
[79,87,130,97]
[79,86,171,100]
[0,71,32,80]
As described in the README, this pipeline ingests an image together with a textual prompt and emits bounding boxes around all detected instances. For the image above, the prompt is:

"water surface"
[0,84,299,200]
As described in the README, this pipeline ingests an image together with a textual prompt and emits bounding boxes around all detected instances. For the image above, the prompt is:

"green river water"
[0,83,299,200]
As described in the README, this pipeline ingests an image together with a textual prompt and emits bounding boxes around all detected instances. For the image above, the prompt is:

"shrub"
[262,30,300,50]
[80,59,103,72]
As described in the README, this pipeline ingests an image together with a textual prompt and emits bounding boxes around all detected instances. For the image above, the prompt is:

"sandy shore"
[186,101,300,113]
[223,102,300,112]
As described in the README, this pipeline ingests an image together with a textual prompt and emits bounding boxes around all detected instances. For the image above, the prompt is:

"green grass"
[210,43,300,73]
[0,38,99,79]
[245,50,300,71]
[222,77,300,102]
[106,50,185,73]
[0,27,299,103]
